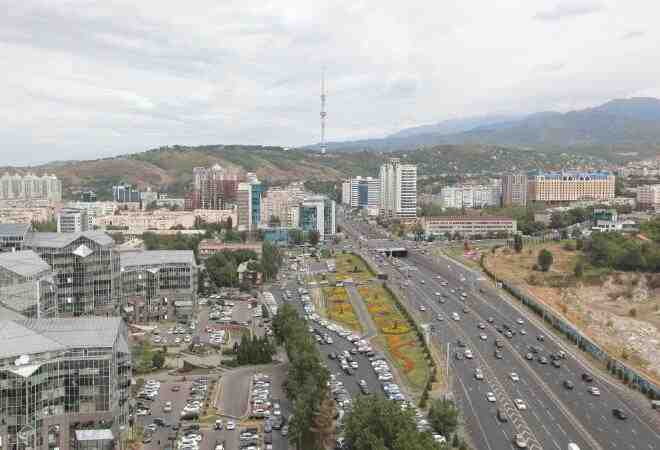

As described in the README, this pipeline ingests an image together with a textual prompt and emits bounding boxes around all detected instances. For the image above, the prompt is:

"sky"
[1,0,659,165]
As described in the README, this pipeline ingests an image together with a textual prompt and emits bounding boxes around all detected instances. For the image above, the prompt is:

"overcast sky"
[1,0,659,165]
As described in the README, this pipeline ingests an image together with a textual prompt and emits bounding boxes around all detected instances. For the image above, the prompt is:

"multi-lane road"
[341,215,660,450]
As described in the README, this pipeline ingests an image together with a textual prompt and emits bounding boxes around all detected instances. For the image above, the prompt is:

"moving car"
[514,398,527,410]
[587,386,601,396]
[612,408,628,420]
[510,372,520,382]
[486,392,496,403]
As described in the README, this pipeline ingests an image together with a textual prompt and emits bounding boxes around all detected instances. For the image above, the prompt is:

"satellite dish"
[14,355,30,366]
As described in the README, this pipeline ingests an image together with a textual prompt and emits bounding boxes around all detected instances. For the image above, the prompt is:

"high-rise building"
[261,188,291,225]
[25,231,120,316]
[636,184,660,209]
[295,195,336,241]
[57,208,90,233]
[0,172,62,202]
[379,158,417,219]
[527,171,615,203]
[187,165,240,210]
[502,174,528,207]
[0,250,58,318]
[342,177,380,214]
[112,183,140,203]
[0,317,131,450]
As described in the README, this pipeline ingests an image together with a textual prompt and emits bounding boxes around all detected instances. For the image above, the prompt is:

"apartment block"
[379,158,417,219]
[527,171,615,203]
[502,174,528,207]
[636,184,660,209]
[187,165,240,210]
[0,317,131,450]
[293,195,336,240]
[440,185,500,209]
[423,216,517,236]
[0,172,62,202]
[57,208,90,233]
[112,184,141,203]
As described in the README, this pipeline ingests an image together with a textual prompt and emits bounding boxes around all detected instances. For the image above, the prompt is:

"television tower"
[320,69,327,154]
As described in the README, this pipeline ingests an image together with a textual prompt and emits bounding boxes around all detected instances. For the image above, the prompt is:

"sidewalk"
[345,284,378,339]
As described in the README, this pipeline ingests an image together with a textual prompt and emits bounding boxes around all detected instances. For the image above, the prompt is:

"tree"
[269,215,281,226]
[537,249,554,272]
[428,398,459,436]
[309,230,321,246]
[152,350,166,369]
[574,260,584,278]
[513,234,523,253]
[225,216,233,230]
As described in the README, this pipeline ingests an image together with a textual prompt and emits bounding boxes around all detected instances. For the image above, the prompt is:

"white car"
[516,318,524,325]
[510,373,520,382]
[486,392,496,403]
[419,305,426,312]
[435,292,441,296]
[514,398,527,410]
[479,334,487,341]
[226,420,236,430]
[464,349,473,359]
[588,386,601,396]
[474,369,484,380]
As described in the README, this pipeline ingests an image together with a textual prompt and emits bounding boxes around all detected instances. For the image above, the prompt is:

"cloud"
[534,62,566,73]
[1,0,659,165]
[621,30,646,40]
[534,1,604,22]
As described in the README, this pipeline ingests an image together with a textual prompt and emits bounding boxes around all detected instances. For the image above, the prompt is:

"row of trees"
[344,396,447,450]
[272,304,334,449]
[234,334,275,365]
[289,229,321,246]
[585,232,660,272]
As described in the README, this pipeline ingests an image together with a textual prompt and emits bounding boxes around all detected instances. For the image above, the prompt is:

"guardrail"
[481,260,660,400]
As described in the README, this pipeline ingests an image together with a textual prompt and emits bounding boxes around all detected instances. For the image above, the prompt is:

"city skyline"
[2,1,660,164]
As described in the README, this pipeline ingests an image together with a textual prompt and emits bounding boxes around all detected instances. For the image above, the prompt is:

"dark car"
[537,335,545,342]
[487,317,494,323]
[612,408,628,420]
[349,348,358,355]
[494,350,503,359]
[563,380,574,390]
[495,340,504,349]
[497,408,508,423]
[538,356,548,364]
[582,373,594,382]
[456,339,467,348]
[455,352,464,360]
[328,352,337,360]
[551,359,561,368]
[496,326,504,333]
[525,353,533,360]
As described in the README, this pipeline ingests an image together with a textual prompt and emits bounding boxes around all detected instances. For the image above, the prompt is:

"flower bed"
[323,286,362,331]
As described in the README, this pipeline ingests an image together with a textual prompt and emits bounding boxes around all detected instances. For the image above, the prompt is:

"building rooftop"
[120,250,196,268]
[0,223,32,237]
[26,231,114,248]
[0,317,124,360]
[0,250,50,278]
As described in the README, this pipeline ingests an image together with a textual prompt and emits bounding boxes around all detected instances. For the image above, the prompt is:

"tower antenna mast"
[320,69,327,154]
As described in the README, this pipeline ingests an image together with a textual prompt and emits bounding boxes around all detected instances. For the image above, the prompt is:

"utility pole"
[320,69,327,155]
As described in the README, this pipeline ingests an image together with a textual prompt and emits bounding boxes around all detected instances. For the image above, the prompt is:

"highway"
[341,215,660,450]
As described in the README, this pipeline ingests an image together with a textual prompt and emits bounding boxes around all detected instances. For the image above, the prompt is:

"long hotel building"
[527,171,615,203]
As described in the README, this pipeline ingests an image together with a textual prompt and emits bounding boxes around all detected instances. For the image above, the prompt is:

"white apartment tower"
[379,158,417,219]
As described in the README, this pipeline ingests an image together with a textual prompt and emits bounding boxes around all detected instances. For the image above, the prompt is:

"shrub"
[537,249,554,272]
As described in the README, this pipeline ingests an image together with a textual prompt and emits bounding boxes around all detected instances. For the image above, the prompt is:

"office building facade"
[120,250,197,322]
[297,195,336,241]
[0,223,32,252]
[502,174,528,207]
[0,250,58,318]
[26,231,120,316]
[379,159,417,219]
[0,173,62,203]
[0,317,131,450]
[342,177,380,215]
[527,171,615,203]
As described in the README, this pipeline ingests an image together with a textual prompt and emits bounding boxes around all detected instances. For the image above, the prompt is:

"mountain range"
[315,97,660,157]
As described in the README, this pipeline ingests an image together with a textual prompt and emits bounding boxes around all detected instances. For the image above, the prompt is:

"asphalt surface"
[342,216,660,450]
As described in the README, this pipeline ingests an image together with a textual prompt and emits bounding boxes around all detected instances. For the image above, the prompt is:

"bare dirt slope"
[486,244,660,382]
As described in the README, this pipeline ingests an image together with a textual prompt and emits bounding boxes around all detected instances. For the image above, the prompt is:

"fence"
[481,261,660,400]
